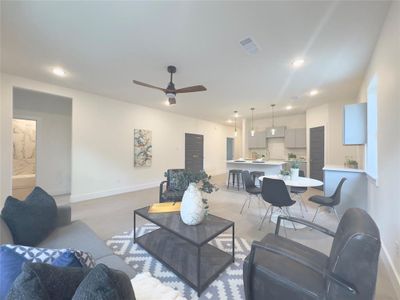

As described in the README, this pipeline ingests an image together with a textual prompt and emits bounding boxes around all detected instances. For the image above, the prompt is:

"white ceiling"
[1,1,390,123]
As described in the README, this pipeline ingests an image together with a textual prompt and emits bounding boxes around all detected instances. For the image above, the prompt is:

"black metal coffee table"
[134,207,235,296]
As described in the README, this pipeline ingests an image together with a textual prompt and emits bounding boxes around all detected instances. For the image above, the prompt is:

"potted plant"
[280,169,291,181]
[179,170,218,225]
[345,158,359,169]
[290,160,300,180]
[288,153,297,160]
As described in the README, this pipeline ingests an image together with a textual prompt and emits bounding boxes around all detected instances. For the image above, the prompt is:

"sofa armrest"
[57,205,72,227]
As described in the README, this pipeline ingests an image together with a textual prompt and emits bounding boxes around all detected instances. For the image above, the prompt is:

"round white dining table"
[257,175,324,229]
[258,174,324,188]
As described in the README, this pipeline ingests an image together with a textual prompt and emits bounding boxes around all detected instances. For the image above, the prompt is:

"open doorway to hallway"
[12,118,37,199]
[12,87,72,198]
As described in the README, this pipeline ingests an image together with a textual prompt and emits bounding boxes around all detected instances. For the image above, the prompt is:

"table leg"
[133,212,136,243]
[197,246,201,297]
[232,224,235,262]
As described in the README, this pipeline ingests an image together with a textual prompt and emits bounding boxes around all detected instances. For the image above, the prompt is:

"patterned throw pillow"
[2,245,95,268]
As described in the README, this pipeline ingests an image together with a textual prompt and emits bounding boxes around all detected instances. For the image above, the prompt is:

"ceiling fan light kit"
[133,65,206,105]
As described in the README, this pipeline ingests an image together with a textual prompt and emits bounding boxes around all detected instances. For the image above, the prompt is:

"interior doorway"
[185,133,204,172]
[12,87,72,198]
[12,118,37,199]
[309,126,325,190]
[226,137,234,160]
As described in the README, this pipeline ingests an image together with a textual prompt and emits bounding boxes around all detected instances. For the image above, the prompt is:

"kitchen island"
[226,160,286,177]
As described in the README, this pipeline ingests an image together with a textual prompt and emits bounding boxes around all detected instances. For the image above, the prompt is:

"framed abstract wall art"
[134,129,152,167]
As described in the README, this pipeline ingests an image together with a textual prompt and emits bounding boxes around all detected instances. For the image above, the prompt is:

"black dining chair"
[290,170,307,217]
[259,177,296,230]
[309,177,347,222]
[240,171,262,214]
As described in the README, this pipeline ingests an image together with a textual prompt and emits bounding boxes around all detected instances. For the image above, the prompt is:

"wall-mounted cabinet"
[285,128,306,148]
[343,103,367,145]
[248,130,266,148]
[266,126,285,138]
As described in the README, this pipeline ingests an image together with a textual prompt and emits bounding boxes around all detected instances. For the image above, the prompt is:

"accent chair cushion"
[167,170,186,191]
[1,187,58,246]
[72,264,135,300]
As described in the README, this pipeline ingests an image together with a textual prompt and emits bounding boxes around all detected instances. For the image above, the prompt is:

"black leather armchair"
[159,169,187,203]
[243,208,381,300]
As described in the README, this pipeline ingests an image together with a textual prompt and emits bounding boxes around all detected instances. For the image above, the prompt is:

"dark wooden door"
[310,126,324,190]
[226,138,234,160]
[185,133,204,172]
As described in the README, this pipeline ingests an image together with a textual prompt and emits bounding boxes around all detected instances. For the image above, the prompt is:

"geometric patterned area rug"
[106,224,251,300]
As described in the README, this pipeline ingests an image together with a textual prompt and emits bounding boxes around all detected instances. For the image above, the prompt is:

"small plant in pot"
[280,168,291,180]
[179,170,218,225]
[290,160,300,180]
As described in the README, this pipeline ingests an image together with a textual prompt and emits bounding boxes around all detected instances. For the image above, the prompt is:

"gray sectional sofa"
[0,205,137,278]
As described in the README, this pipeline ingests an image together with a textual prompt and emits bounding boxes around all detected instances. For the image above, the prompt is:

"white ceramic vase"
[180,183,206,225]
[291,168,299,180]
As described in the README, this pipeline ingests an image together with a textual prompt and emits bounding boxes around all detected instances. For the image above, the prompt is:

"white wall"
[13,88,72,195]
[357,2,400,294]
[0,74,240,203]
[306,100,363,175]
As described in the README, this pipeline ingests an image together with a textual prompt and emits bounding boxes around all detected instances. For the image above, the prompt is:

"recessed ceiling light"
[291,59,305,68]
[309,89,319,96]
[226,119,233,124]
[52,67,66,77]
[286,105,293,110]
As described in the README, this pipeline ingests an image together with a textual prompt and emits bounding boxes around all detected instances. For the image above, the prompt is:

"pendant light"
[250,108,255,137]
[234,110,238,137]
[270,104,276,136]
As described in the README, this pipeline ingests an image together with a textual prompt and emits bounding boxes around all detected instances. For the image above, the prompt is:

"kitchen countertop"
[227,160,286,166]
[323,165,365,173]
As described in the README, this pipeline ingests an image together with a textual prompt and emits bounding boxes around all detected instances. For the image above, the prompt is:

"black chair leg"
[227,172,231,189]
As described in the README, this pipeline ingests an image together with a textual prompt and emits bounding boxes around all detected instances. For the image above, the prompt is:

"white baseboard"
[381,243,400,299]
[69,181,160,203]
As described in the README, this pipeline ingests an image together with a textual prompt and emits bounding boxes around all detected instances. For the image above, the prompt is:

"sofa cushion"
[38,221,113,260]
[96,254,137,279]
[7,262,90,300]
[1,187,57,246]
[0,246,28,300]
[72,264,135,300]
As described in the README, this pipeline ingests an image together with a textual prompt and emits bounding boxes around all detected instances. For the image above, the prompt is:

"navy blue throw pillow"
[1,187,57,246]
[52,251,83,268]
[0,247,28,300]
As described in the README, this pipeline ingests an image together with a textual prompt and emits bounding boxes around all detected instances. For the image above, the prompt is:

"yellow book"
[148,202,181,213]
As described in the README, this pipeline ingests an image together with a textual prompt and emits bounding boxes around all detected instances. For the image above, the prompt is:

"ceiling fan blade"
[133,80,166,92]
[175,85,207,94]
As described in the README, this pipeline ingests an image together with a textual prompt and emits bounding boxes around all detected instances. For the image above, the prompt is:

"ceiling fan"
[133,65,207,105]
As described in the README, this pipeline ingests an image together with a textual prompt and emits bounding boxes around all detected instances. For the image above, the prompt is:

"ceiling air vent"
[239,37,260,54]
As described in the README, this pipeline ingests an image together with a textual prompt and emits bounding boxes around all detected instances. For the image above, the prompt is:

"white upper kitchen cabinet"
[248,130,266,148]
[266,126,285,138]
[285,128,306,148]
[343,103,367,145]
